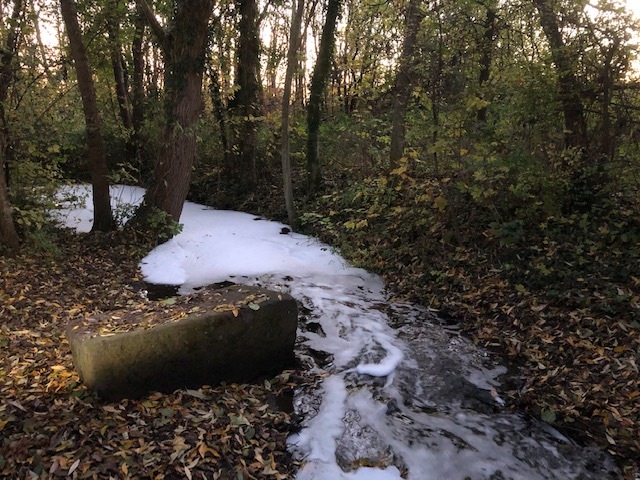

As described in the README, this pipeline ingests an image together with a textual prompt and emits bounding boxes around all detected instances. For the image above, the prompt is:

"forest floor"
[2,181,639,478]
[0,229,306,479]
[382,243,640,479]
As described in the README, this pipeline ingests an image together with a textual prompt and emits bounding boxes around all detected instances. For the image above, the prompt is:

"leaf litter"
[0,229,308,479]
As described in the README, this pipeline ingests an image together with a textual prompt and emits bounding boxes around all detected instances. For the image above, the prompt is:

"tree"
[332,0,392,114]
[131,9,146,167]
[389,0,425,171]
[133,0,214,225]
[208,65,232,169]
[281,0,305,227]
[532,0,586,152]
[104,1,133,138]
[229,0,262,192]
[0,0,24,250]
[476,0,497,126]
[60,0,114,232]
[306,0,341,194]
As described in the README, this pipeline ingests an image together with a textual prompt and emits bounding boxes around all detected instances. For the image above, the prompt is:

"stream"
[242,271,620,480]
[55,185,622,480]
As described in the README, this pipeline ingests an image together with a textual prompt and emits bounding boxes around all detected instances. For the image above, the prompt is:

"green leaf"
[433,196,448,211]
[541,409,556,423]
[160,408,175,418]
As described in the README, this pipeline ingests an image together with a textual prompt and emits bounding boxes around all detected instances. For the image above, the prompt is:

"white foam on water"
[55,185,616,480]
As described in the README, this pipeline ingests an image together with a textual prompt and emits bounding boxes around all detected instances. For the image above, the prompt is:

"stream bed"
[247,271,621,480]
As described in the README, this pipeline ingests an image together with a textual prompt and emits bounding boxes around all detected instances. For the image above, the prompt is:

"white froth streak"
[291,376,403,480]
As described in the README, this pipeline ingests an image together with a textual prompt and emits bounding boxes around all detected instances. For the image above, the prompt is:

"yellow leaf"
[390,165,408,176]
[232,307,239,317]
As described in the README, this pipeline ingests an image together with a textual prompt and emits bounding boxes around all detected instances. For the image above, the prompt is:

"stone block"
[66,285,297,399]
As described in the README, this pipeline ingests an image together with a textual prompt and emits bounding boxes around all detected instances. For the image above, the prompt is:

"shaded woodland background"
[1,0,640,475]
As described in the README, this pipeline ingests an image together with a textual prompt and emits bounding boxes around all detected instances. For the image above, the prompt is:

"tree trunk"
[532,0,586,151]
[60,0,114,232]
[0,0,23,250]
[281,0,305,227]
[230,0,261,192]
[106,10,132,132]
[477,2,497,125]
[31,0,54,82]
[599,38,620,165]
[133,0,214,224]
[533,0,601,210]
[0,153,17,250]
[306,0,341,195]
[389,0,424,171]
[131,10,145,168]
[265,23,281,91]
[295,33,307,108]
[106,3,139,167]
[294,0,318,109]
[208,67,232,169]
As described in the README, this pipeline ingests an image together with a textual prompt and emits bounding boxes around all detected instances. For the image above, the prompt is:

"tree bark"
[281,0,305,227]
[0,0,23,250]
[306,0,341,195]
[61,0,114,232]
[106,2,139,168]
[208,67,232,168]
[133,0,214,224]
[477,2,497,125]
[229,0,261,192]
[106,7,132,133]
[131,10,145,166]
[532,0,586,151]
[31,0,54,82]
[389,0,424,171]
